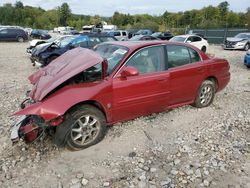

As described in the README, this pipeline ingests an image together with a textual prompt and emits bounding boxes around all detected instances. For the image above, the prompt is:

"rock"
[174,159,181,165]
[203,180,210,187]
[103,181,112,187]
[195,169,202,178]
[129,152,136,157]
[138,158,145,164]
[170,169,178,175]
[150,168,157,173]
[160,177,171,186]
[139,174,146,181]
[81,178,89,186]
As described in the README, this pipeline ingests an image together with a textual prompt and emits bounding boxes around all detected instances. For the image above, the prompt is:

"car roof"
[174,34,200,38]
[102,40,180,49]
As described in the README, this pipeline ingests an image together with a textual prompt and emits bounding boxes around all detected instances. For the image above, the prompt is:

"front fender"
[15,82,111,121]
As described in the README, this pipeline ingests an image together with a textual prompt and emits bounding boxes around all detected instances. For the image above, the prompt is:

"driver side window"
[126,46,165,74]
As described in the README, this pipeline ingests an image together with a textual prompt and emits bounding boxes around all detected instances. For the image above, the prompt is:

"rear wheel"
[17,37,24,42]
[56,105,107,151]
[193,80,215,108]
[244,43,250,51]
[201,46,206,53]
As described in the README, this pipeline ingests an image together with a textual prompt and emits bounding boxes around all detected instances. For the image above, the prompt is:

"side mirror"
[120,66,139,78]
[186,40,192,43]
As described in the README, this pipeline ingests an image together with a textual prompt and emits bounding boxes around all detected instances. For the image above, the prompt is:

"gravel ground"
[0,42,249,188]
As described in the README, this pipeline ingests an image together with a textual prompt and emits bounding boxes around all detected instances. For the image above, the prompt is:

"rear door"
[166,44,206,106]
[0,29,11,41]
[112,45,170,122]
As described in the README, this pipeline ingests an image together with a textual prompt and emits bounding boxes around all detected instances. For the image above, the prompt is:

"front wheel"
[56,105,107,151]
[17,37,24,42]
[193,80,215,108]
[244,43,249,51]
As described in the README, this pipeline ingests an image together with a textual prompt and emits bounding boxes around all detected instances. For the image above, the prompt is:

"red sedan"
[12,41,230,150]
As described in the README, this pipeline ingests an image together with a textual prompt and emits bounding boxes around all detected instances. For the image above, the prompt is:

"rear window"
[170,36,186,42]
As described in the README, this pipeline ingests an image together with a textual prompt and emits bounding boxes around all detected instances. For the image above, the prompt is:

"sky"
[0,0,249,16]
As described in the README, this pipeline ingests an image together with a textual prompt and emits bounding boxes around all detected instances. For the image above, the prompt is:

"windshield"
[169,36,186,42]
[235,33,250,39]
[152,32,160,37]
[58,36,78,48]
[130,35,143,41]
[94,44,128,74]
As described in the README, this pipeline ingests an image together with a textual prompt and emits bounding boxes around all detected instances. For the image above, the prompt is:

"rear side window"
[122,32,127,36]
[189,48,201,63]
[166,45,190,68]
[193,36,202,42]
[0,29,8,34]
[114,32,121,36]
[166,45,201,68]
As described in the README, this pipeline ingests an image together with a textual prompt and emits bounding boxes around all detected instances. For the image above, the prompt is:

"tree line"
[0,1,249,32]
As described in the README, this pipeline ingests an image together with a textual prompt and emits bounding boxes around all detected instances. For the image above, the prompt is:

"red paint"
[15,41,230,126]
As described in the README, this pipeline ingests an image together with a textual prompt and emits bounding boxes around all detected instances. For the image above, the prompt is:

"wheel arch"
[64,100,108,122]
[205,76,218,91]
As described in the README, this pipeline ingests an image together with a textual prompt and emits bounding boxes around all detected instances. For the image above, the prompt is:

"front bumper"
[10,115,28,142]
[222,44,245,50]
[30,55,44,67]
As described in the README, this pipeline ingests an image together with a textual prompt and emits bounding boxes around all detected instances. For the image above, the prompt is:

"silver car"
[223,33,250,51]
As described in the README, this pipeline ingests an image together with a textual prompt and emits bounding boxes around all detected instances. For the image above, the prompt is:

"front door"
[112,45,169,123]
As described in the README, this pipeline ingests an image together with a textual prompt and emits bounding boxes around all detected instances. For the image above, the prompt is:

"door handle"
[158,77,168,81]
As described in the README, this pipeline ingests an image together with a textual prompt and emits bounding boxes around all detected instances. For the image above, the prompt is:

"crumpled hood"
[226,37,247,42]
[28,47,103,101]
[29,39,43,47]
[32,42,53,56]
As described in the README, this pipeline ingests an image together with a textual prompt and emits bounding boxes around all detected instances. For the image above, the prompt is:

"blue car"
[244,51,250,68]
[30,34,117,67]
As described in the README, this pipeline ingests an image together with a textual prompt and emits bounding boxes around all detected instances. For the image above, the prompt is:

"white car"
[170,34,209,52]
[108,30,129,41]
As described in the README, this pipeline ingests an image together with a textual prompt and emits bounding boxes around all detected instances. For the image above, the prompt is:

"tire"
[244,43,250,51]
[201,46,206,53]
[56,105,107,151]
[193,80,215,108]
[17,37,24,42]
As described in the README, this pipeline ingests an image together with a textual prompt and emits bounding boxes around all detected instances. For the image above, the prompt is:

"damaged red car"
[12,41,230,150]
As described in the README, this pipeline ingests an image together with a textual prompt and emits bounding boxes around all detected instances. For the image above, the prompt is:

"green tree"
[58,3,71,26]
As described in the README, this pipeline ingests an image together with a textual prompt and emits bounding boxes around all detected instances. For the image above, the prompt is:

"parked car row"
[30,33,117,67]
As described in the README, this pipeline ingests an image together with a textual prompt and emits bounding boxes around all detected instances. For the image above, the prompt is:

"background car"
[30,33,117,67]
[129,35,159,41]
[26,35,72,54]
[30,29,51,39]
[170,34,209,52]
[244,50,250,68]
[0,28,28,42]
[223,33,250,51]
[106,30,128,41]
[151,32,174,40]
[13,41,230,150]
[134,29,154,36]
